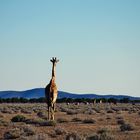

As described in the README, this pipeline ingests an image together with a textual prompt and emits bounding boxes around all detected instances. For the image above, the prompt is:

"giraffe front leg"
[50,106,55,120]
[53,103,55,112]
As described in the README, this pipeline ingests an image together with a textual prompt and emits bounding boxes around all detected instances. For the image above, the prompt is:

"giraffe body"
[45,57,59,120]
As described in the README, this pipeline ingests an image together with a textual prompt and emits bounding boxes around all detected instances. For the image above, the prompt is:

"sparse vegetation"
[0,103,139,140]
[4,126,35,139]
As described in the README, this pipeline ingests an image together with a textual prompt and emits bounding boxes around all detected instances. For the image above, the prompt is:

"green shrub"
[46,120,56,126]
[11,115,26,122]
[25,118,56,126]
[107,110,114,113]
[120,123,134,131]
[83,118,96,124]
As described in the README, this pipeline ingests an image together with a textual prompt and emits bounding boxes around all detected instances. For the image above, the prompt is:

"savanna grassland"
[0,103,140,140]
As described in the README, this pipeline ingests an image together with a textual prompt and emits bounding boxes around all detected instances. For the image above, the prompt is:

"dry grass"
[0,103,140,140]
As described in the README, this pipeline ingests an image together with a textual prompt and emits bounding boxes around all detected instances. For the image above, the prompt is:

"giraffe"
[45,57,59,120]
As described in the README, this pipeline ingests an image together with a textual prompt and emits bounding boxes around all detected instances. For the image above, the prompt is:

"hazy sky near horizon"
[0,0,140,96]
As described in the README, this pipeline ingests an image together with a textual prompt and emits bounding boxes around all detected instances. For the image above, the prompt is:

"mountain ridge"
[0,88,140,100]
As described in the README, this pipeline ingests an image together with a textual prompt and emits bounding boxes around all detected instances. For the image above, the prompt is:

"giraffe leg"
[50,105,55,120]
[53,103,55,112]
[48,105,50,120]
[52,104,55,120]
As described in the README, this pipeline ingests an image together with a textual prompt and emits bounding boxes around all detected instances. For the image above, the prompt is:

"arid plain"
[0,103,140,140]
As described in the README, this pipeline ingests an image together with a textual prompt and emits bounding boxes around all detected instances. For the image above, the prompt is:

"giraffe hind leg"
[48,105,50,120]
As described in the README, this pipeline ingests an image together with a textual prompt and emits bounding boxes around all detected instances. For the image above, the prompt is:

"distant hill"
[0,88,140,100]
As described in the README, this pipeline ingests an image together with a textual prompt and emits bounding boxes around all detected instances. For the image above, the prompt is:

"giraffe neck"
[52,63,56,78]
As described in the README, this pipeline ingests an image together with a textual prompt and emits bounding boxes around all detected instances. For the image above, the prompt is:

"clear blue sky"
[0,0,140,96]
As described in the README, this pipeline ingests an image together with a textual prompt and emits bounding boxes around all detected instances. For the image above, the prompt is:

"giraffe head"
[50,57,59,66]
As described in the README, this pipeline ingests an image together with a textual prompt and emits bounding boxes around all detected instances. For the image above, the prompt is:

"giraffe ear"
[50,59,53,63]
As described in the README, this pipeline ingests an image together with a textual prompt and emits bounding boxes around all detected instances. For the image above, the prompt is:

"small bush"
[85,110,96,115]
[4,128,22,139]
[72,117,82,122]
[25,118,56,126]
[11,115,26,122]
[21,109,32,114]
[93,108,101,113]
[39,120,56,126]
[66,132,82,140]
[83,118,96,124]
[55,127,67,135]
[116,116,123,120]
[0,119,8,126]
[120,123,134,131]
[1,108,13,114]
[117,119,125,125]
[23,126,35,136]
[37,111,47,118]
[46,120,56,126]
[66,110,77,115]
[107,110,114,113]
[111,107,119,112]
[60,107,68,112]
[57,118,69,123]
[100,132,114,140]
[97,128,109,134]
[25,119,39,125]
[29,133,48,140]
[4,126,35,140]
[86,132,114,140]
[106,117,111,120]
[86,134,99,140]
[116,111,122,114]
